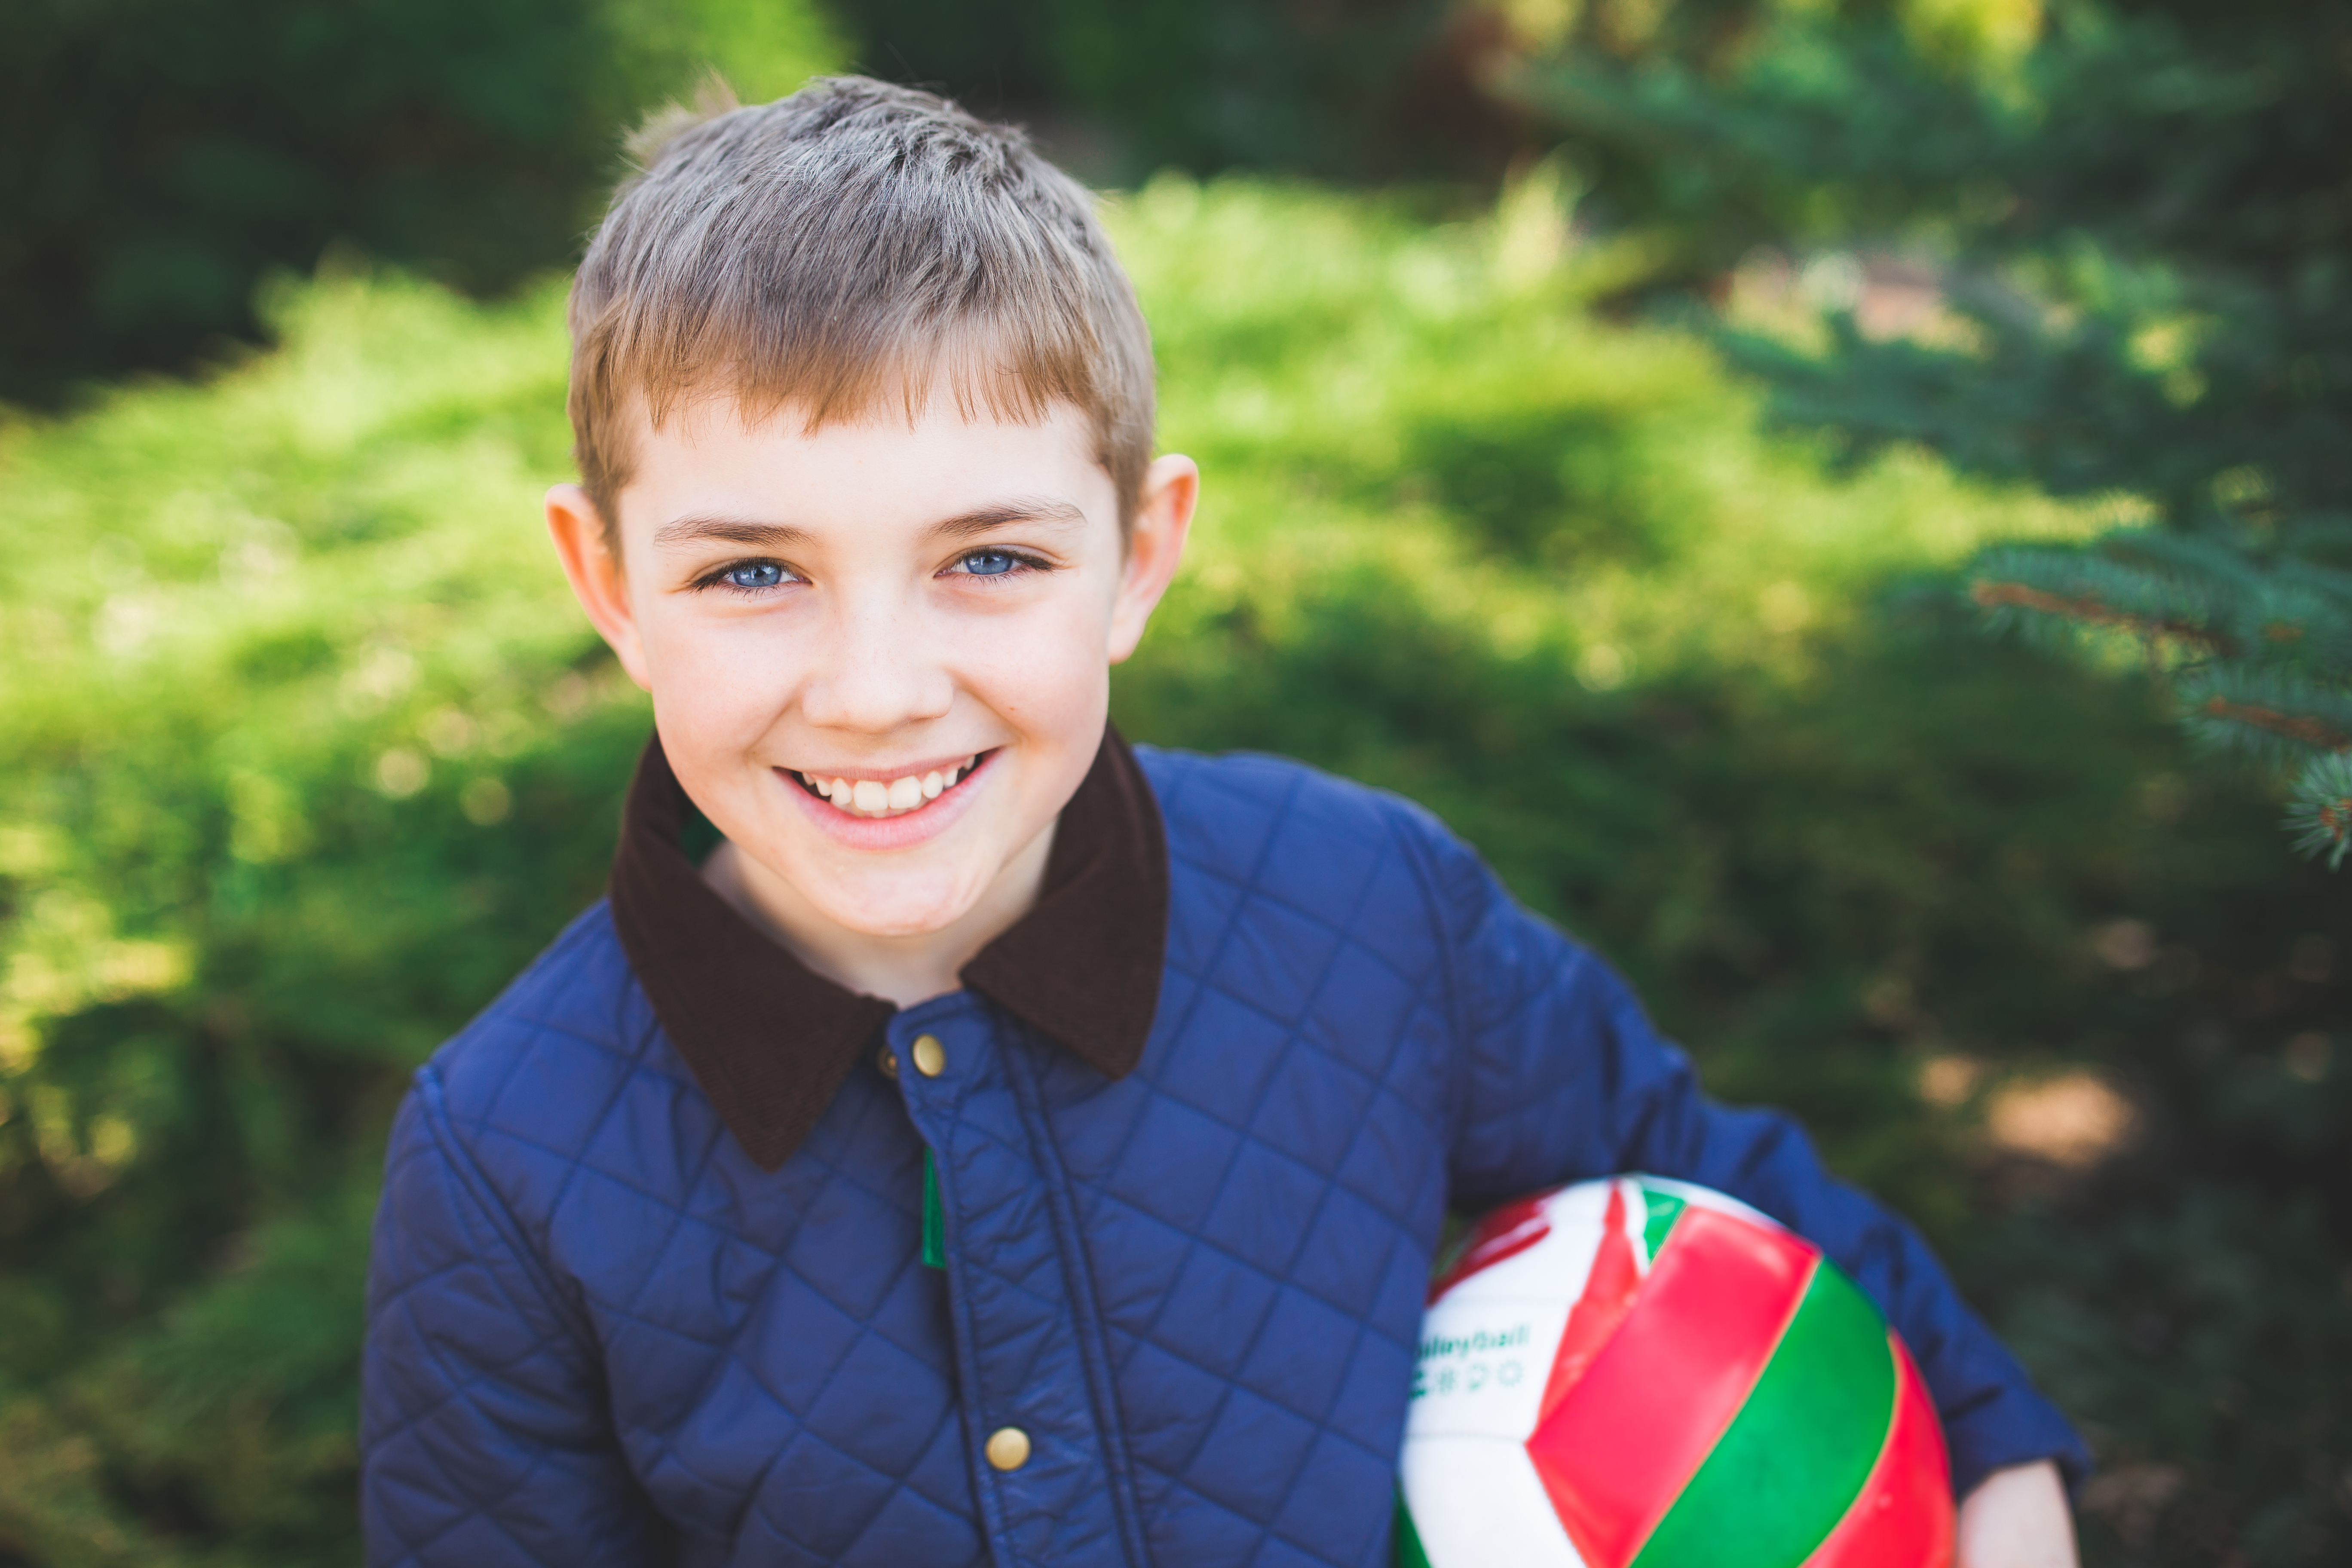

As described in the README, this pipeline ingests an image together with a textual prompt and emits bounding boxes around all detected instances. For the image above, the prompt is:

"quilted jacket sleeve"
[1408,810,2090,1498]
[362,1069,668,1567]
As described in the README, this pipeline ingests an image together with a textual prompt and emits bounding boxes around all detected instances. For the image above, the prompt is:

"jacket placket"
[888,997,1150,1568]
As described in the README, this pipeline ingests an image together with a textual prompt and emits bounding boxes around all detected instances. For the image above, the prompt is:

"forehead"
[618,387,1109,530]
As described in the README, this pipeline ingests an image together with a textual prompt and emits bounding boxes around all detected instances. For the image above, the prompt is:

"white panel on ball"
[1431,1178,1619,1307]
[1407,1296,1569,1440]
[1400,1435,1590,1568]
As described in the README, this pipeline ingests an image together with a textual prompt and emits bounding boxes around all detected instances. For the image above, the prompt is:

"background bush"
[0,0,837,402]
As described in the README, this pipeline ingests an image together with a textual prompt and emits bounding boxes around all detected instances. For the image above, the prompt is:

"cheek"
[961,597,1112,732]
[636,606,799,748]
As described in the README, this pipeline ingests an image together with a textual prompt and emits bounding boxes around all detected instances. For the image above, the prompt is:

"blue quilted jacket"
[362,747,2083,1566]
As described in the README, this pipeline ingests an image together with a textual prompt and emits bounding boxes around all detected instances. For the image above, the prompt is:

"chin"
[805,867,989,940]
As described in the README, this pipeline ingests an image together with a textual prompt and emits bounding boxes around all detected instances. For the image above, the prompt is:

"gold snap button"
[984,1426,1031,1472]
[877,1046,898,1080]
[911,1034,946,1078]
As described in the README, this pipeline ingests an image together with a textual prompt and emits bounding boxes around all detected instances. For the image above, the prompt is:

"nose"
[797,585,955,734]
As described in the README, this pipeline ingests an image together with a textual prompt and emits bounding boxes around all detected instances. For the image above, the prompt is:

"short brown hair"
[565,77,1157,547]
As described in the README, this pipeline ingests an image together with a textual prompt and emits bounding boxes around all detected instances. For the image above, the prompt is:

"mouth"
[787,750,996,820]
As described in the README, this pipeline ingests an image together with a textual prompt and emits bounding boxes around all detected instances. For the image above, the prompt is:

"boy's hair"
[567,77,1156,546]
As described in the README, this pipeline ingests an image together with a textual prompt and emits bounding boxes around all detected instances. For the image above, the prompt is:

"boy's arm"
[362,1073,667,1568]
[1409,812,2091,1501]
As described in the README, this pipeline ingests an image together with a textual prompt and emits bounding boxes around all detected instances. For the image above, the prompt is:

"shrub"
[0,181,2340,1562]
[0,0,838,402]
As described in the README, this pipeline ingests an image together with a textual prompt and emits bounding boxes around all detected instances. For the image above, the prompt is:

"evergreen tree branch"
[2287,752,2352,870]
[2194,698,2351,752]
[2176,665,2352,763]
[1967,578,2236,654]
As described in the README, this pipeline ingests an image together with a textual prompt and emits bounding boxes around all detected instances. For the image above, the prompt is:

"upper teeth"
[804,756,977,818]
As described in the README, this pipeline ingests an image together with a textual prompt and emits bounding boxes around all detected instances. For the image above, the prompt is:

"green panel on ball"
[1630,1259,1896,1568]
[1393,1492,1433,1568]
[1638,1185,1687,1265]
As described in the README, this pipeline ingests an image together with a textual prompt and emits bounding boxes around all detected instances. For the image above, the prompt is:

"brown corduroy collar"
[607,725,1170,1171]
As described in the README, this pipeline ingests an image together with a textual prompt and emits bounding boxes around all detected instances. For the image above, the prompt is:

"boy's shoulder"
[411,899,681,1156]
[1135,744,1478,957]
[1139,744,1446,867]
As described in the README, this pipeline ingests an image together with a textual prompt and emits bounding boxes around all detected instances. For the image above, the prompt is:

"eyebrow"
[651,516,813,551]
[651,498,1088,552]
[927,497,1089,540]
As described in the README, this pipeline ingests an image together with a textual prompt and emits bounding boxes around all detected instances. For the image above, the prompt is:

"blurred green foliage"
[1501,0,2352,865]
[1,178,2343,1563]
[0,0,838,403]
[0,267,652,1561]
[824,0,1514,183]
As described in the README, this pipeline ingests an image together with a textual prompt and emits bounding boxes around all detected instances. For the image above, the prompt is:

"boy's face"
[547,392,1195,943]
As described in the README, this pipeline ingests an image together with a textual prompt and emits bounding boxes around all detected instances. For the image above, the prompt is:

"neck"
[700,825,1058,1009]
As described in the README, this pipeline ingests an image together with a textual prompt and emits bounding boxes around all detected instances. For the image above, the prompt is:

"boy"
[361,77,2085,1567]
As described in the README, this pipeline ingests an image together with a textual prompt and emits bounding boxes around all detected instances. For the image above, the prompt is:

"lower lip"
[780,750,998,851]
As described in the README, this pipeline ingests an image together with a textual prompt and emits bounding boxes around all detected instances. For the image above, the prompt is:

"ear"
[1107,454,1199,665]
[545,484,653,691]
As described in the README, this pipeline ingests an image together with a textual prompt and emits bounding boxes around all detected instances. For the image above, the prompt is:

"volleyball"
[1397,1176,1955,1568]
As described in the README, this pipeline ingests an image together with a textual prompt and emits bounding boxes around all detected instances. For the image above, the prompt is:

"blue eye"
[958,549,1020,577]
[723,562,786,590]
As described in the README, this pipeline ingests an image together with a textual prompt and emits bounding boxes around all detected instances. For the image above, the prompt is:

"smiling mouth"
[790,751,993,819]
